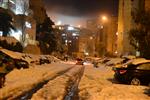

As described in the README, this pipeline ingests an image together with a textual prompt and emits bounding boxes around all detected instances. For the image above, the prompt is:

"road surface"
[0,62,149,100]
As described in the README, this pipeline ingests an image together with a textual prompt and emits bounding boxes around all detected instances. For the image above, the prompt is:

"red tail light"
[119,70,127,74]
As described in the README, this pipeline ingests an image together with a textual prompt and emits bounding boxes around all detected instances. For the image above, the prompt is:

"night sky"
[44,0,119,27]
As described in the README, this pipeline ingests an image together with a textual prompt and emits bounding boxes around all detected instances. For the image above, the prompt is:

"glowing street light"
[102,16,107,21]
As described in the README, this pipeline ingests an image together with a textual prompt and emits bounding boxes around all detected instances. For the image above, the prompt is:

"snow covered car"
[113,58,150,85]
[106,58,124,67]
[0,48,29,69]
[39,57,51,65]
[14,59,29,69]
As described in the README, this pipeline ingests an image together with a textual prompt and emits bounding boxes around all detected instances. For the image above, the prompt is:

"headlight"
[123,65,128,68]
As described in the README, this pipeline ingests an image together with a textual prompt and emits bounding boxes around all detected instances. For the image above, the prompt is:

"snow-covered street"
[77,65,150,100]
[0,61,149,100]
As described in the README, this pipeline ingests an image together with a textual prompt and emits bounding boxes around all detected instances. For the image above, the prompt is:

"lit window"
[68,26,74,30]
[72,33,77,36]
[116,32,118,35]
[59,27,62,30]
[25,21,32,28]
[62,34,66,36]
[0,31,2,36]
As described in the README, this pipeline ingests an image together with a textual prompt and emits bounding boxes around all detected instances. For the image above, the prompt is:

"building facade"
[86,16,118,57]
[117,0,149,56]
[55,25,80,56]
[0,0,37,46]
[106,16,118,56]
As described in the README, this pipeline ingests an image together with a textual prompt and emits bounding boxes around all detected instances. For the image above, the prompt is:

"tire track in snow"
[13,65,75,100]
[64,65,85,100]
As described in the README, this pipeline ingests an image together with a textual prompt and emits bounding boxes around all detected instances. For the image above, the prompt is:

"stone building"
[79,28,95,57]
[55,25,80,56]
[86,16,118,57]
[106,16,118,56]
[117,0,150,56]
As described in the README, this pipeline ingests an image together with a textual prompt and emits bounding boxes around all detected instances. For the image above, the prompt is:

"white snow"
[78,65,150,100]
[0,52,149,100]
[0,47,61,65]
[31,65,83,100]
[0,63,73,99]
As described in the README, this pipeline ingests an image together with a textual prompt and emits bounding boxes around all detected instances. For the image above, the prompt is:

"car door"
[136,63,150,82]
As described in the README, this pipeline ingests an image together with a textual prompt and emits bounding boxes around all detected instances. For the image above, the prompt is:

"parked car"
[39,57,51,65]
[76,58,84,65]
[113,58,150,85]
[106,58,124,67]
[14,59,29,69]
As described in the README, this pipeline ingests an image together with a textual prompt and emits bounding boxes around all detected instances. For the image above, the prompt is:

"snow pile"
[0,63,73,100]
[78,65,150,100]
[106,58,124,65]
[95,84,150,100]
[78,66,113,100]
[0,48,61,66]
[31,65,84,100]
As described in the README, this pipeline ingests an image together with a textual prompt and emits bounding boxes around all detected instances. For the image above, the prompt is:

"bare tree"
[17,0,29,46]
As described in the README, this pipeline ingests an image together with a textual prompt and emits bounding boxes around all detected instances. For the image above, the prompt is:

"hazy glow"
[78,25,81,28]
[47,12,88,27]
[56,21,62,25]
[101,25,104,29]
[116,32,118,35]
[65,40,68,43]
[102,16,107,21]
[90,36,93,40]
[69,40,72,43]
[85,52,89,56]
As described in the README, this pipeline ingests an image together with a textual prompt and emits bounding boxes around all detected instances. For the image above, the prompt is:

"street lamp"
[101,16,108,22]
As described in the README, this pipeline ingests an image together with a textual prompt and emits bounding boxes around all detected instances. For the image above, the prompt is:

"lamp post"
[100,15,108,57]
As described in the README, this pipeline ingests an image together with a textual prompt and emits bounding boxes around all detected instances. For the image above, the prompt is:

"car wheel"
[130,78,140,85]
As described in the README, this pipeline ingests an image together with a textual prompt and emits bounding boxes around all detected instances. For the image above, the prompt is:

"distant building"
[86,19,99,33]
[86,16,118,57]
[79,28,95,56]
[106,16,118,56]
[55,25,80,56]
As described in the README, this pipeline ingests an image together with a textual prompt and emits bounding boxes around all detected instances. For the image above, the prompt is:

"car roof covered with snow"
[122,55,136,59]
[106,58,124,65]
[121,58,150,67]
[0,47,23,59]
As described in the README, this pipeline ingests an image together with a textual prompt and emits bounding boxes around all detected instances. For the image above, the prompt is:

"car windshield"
[136,63,150,70]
